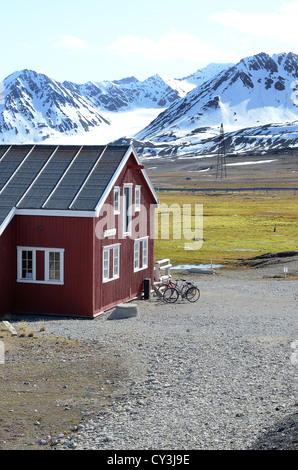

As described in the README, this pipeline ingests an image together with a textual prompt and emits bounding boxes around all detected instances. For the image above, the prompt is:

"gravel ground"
[42,263,298,451]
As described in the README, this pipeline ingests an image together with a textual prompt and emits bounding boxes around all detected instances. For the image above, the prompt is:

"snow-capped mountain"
[0,63,233,143]
[2,53,298,157]
[133,52,298,157]
[0,69,111,142]
[63,74,185,112]
[176,62,235,88]
[63,63,233,113]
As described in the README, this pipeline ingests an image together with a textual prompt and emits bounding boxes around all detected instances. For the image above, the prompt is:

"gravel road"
[47,263,298,450]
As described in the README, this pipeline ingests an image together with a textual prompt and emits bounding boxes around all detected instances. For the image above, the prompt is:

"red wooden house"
[0,144,158,318]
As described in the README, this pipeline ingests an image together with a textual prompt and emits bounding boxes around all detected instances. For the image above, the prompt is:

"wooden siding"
[92,152,157,316]
[14,215,94,317]
[0,217,16,315]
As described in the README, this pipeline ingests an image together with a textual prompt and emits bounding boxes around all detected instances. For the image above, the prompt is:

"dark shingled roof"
[0,144,131,228]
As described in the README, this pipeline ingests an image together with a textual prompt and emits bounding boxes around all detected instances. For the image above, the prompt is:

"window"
[142,238,148,269]
[103,249,109,281]
[135,186,141,212]
[134,241,140,271]
[114,187,120,215]
[45,250,64,283]
[103,245,120,282]
[123,185,132,235]
[134,238,149,272]
[113,246,119,278]
[17,247,64,284]
[21,250,34,280]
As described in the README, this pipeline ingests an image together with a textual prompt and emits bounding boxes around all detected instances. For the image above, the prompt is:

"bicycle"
[153,281,179,302]
[161,278,200,303]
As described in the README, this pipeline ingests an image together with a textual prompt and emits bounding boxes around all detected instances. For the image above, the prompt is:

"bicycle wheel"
[186,286,200,302]
[181,281,193,298]
[163,287,179,303]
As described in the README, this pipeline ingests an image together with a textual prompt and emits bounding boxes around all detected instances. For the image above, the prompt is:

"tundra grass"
[154,191,298,268]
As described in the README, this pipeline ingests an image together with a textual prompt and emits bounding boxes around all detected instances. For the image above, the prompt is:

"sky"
[1,0,298,84]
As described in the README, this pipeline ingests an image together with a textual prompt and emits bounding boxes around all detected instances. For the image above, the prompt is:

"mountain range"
[131,52,298,158]
[1,53,298,157]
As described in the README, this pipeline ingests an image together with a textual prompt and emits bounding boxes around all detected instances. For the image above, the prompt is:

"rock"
[108,303,139,320]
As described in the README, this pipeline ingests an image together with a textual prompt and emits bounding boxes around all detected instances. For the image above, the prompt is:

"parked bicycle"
[154,278,200,303]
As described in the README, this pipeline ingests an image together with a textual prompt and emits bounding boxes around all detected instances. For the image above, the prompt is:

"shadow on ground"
[248,412,298,450]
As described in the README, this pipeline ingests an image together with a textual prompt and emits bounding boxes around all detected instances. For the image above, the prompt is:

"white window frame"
[102,244,120,283]
[17,248,36,281]
[44,249,64,284]
[135,186,141,212]
[142,237,148,269]
[113,187,120,215]
[113,245,120,278]
[17,247,64,285]
[133,237,149,272]
[134,240,140,271]
[103,248,110,282]
[123,184,132,236]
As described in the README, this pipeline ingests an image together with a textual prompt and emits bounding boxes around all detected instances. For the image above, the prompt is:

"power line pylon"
[216,123,227,178]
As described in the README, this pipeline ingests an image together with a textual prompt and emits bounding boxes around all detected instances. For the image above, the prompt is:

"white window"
[113,246,119,278]
[17,247,64,284]
[135,186,141,212]
[19,249,35,280]
[142,238,148,269]
[114,187,120,215]
[123,185,132,235]
[103,249,109,281]
[45,250,64,283]
[103,245,120,282]
[134,241,140,271]
[134,238,149,272]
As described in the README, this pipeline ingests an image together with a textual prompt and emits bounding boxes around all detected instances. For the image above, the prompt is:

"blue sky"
[1,0,298,83]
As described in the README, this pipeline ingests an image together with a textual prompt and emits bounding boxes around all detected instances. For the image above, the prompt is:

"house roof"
[0,144,159,236]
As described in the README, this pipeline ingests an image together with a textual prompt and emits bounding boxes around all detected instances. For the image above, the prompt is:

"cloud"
[54,35,96,54]
[106,32,239,64]
[212,1,298,43]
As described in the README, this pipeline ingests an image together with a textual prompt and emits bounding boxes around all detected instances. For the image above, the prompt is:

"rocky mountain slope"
[0,69,111,142]
[132,52,298,158]
[1,54,298,158]
[0,63,232,143]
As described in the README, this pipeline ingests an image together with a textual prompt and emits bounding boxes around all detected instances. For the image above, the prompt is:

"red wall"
[92,153,156,315]
[14,215,94,317]
[0,218,17,315]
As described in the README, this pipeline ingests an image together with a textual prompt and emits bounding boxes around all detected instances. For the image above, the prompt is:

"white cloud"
[212,1,298,43]
[106,32,240,64]
[54,35,96,54]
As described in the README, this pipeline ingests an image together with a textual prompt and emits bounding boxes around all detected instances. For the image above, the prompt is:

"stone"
[108,303,139,320]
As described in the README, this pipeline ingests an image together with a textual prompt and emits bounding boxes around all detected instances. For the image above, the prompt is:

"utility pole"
[216,123,227,178]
